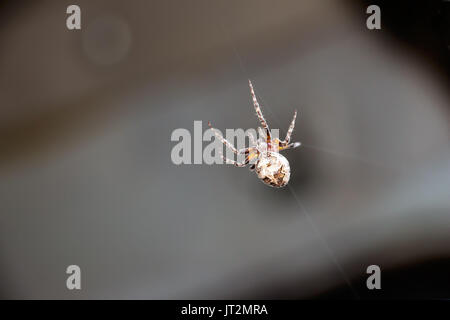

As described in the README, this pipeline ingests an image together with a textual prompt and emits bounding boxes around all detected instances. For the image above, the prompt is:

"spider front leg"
[248,80,273,150]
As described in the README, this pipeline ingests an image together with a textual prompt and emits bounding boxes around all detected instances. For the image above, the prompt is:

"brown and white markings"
[208,80,301,188]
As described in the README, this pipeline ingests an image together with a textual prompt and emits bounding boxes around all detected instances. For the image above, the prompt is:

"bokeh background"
[0,0,449,299]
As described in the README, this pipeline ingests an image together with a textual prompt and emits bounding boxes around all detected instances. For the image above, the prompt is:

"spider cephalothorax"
[209,80,301,188]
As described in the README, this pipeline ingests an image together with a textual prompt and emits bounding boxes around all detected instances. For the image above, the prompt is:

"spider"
[208,80,301,188]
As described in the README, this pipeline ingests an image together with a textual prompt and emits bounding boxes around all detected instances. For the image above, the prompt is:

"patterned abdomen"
[255,152,291,188]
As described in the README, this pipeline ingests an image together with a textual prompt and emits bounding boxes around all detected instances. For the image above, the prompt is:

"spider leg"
[237,147,256,155]
[257,127,265,142]
[221,153,250,167]
[279,141,301,151]
[248,131,257,146]
[208,121,238,154]
[248,80,272,148]
[281,109,297,146]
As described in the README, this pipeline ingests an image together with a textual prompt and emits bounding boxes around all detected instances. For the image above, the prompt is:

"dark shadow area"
[354,0,450,86]
[317,257,450,299]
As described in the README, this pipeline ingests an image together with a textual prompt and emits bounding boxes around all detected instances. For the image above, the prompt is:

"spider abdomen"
[255,152,291,188]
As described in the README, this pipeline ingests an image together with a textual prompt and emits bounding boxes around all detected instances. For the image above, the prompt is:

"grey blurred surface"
[0,0,449,298]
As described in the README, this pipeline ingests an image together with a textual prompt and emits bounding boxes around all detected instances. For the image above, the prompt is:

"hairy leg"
[283,110,297,145]
[248,80,272,150]
[208,121,239,154]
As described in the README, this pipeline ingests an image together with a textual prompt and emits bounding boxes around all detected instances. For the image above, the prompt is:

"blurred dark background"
[0,0,449,299]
